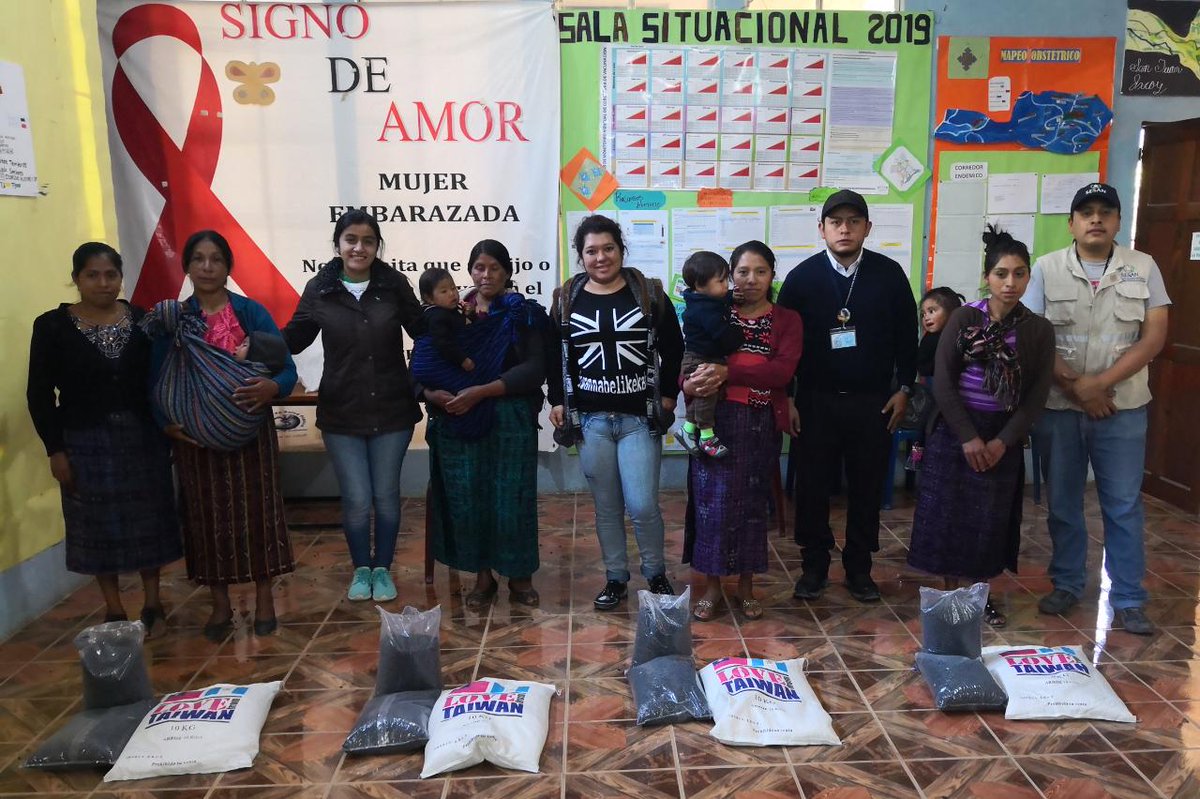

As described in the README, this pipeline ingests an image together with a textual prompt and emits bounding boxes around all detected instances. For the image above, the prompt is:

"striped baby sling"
[410,292,548,439]
[141,299,268,451]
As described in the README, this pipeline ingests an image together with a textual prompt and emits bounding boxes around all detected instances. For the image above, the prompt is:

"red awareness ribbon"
[111,3,300,324]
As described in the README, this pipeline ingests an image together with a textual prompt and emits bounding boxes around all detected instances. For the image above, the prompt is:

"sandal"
[465,581,498,611]
[736,597,764,621]
[509,585,540,608]
[984,600,1008,628]
[692,598,719,622]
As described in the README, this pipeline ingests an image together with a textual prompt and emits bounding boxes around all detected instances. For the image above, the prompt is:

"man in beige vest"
[1023,183,1170,635]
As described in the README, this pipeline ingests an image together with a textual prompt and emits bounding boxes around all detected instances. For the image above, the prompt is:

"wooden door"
[1136,117,1200,514]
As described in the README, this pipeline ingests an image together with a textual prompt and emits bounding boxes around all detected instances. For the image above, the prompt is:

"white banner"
[97,1,561,446]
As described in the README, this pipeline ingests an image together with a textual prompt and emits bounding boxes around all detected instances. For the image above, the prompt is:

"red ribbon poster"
[97,1,560,397]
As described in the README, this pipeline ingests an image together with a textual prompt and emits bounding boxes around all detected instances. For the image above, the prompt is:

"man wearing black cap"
[777,190,918,603]
[1024,182,1171,635]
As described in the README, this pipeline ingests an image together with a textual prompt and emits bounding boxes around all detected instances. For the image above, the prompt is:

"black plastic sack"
[628,655,710,726]
[23,699,155,770]
[342,690,440,755]
[631,586,693,667]
[915,653,1008,712]
[74,621,154,710]
[374,605,442,696]
[919,583,988,659]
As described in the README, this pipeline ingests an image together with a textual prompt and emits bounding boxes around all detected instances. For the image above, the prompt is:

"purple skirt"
[683,401,779,576]
[908,411,1024,580]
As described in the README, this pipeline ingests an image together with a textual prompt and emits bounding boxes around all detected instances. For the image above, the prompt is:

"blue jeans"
[323,430,413,569]
[1037,407,1148,609]
[576,412,666,583]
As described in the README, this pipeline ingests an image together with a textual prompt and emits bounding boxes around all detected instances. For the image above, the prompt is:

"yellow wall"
[0,0,117,571]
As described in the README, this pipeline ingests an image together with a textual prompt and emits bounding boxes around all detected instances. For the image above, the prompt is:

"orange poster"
[928,37,1116,289]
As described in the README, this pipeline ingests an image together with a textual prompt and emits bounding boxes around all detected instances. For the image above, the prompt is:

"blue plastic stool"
[882,428,922,510]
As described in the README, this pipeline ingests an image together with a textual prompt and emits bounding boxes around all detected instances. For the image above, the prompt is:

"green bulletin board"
[938,149,1102,260]
[558,9,936,299]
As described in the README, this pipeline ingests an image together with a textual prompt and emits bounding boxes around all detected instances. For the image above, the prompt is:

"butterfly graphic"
[225,61,280,106]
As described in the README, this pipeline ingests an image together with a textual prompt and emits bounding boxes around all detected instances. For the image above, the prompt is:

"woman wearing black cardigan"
[26,243,181,634]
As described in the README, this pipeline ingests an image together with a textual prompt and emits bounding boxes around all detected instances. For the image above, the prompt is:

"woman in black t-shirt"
[548,215,684,611]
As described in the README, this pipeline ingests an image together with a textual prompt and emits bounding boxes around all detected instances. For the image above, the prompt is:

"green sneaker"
[347,567,372,601]
[371,567,397,602]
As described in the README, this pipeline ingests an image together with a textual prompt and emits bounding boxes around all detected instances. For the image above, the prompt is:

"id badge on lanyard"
[830,307,857,350]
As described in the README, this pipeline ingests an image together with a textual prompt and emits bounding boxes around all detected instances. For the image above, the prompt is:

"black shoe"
[647,574,675,595]
[253,617,278,637]
[793,572,829,600]
[1037,588,1079,615]
[202,618,233,643]
[139,605,165,638]
[844,574,881,603]
[593,580,628,611]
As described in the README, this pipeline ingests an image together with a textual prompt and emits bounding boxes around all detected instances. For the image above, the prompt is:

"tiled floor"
[2,488,1200,798]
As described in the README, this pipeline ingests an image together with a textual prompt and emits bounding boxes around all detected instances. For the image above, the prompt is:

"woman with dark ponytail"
[907,225,1055,627]
[283,210,424,605]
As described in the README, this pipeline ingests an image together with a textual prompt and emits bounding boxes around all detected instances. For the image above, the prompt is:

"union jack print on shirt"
[570,306,649,372]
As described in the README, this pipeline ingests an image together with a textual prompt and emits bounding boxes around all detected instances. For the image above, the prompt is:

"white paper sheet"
[825,51,896,152]
[719,207,766,252]
[0,61,39,196]
[987,172,1039,214]
[768,205,822,281]
[985,213,1036,252]
[823,150,887,195]
[1040,172,1099,215]
[935,214,984,254]
[619,210,669,283]
[938,180,988,215]
[988,75,1011,113]
[868,203,915,277]
[672,207,723,280]
[932,251,984,302]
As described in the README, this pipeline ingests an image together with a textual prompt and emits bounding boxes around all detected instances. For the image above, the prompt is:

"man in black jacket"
[777,190,918,603]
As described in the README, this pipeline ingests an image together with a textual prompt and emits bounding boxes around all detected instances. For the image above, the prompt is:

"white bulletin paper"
[718,207,766,252]
[618,210,669,283]
[985,213,1036,252]
[932,251,984,303]
[0,61,39,196]
[672,207,722,278]
[987,172,1039,214]
[936,214,985,254]
[987,76,1011,113]
[823,150,887,195]
[938,180,987,216]
[768,205,821,281]
[869,203,914,277]
[825,51,896,152]
[1040,172,1099,215]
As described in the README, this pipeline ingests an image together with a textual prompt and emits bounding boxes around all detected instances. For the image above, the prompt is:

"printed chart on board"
[599,47,897,194]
